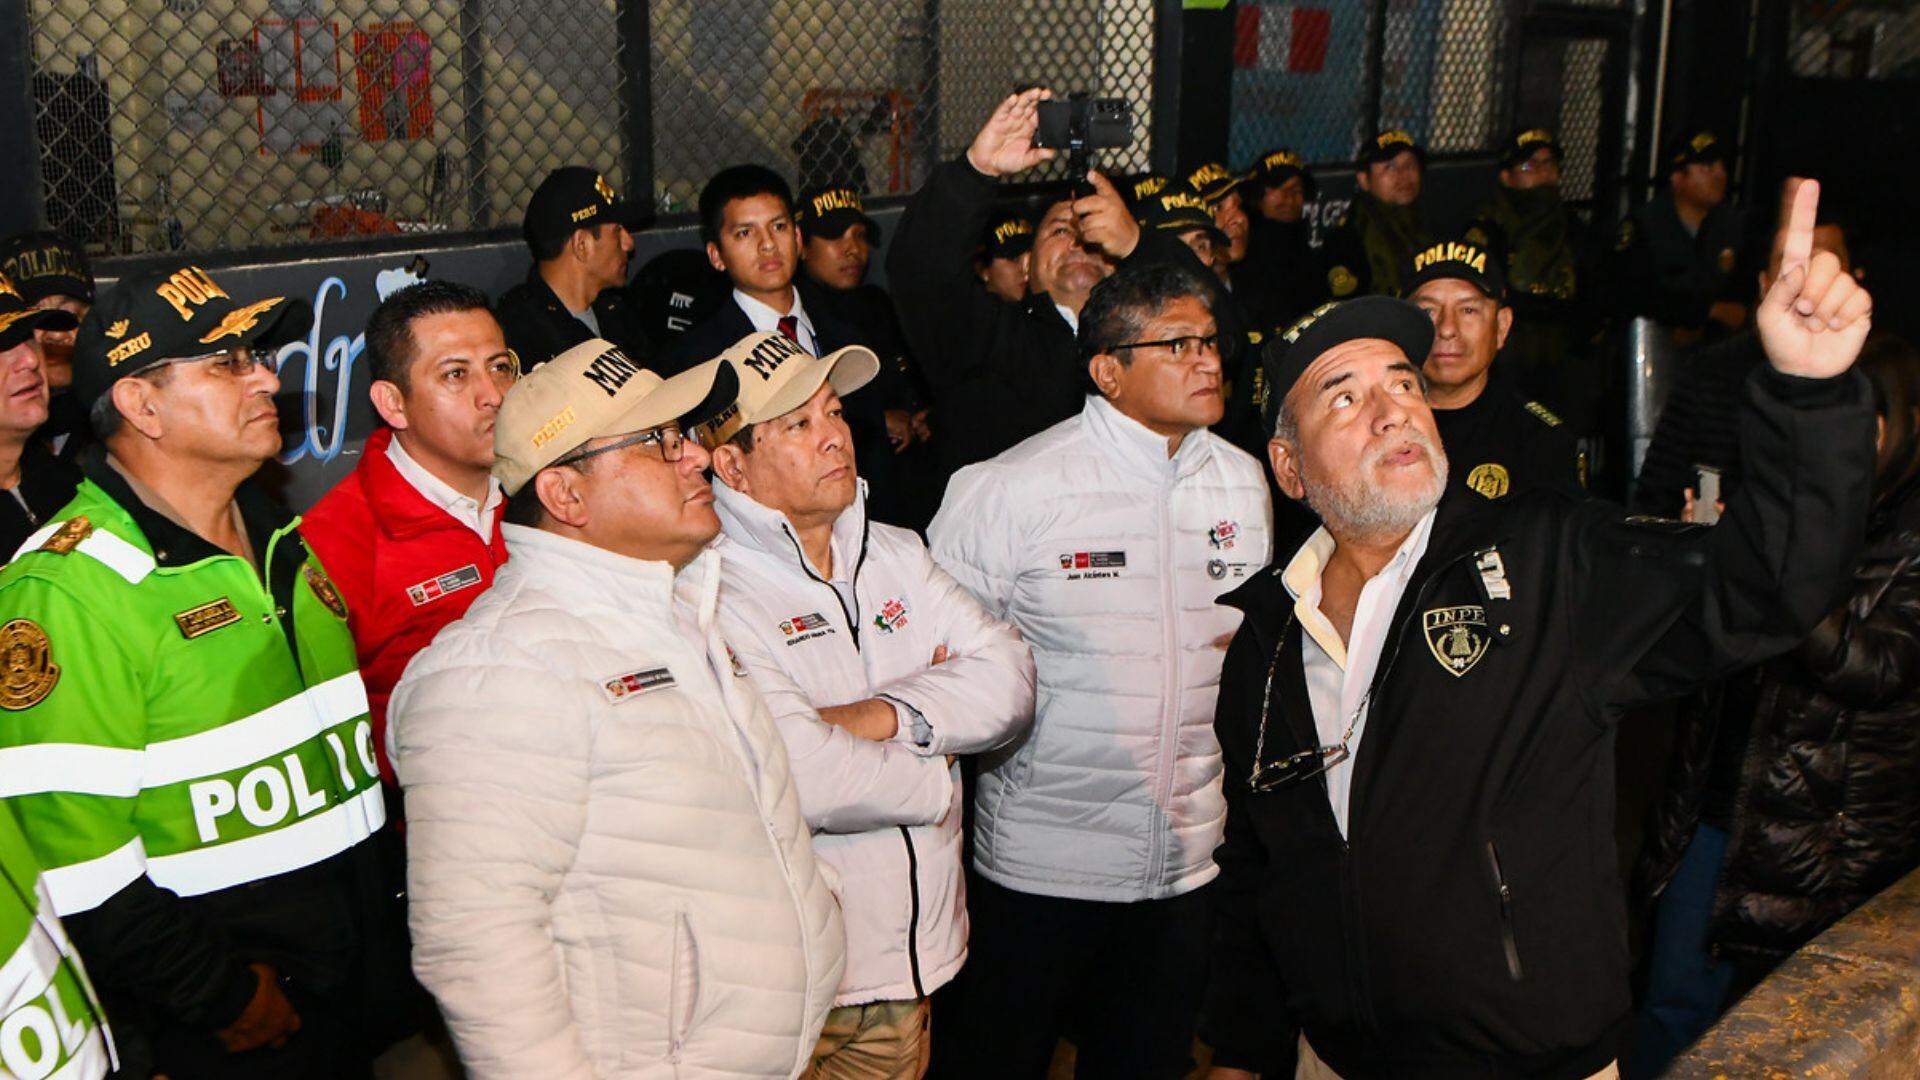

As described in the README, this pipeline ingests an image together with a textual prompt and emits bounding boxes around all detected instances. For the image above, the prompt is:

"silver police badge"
[1423,605,1490,677]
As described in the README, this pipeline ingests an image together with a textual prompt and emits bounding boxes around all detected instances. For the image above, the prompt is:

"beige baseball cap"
[692,331,881,448]
[492,338,736,495]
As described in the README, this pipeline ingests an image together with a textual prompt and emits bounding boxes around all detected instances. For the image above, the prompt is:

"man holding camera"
[889,89,1218,474]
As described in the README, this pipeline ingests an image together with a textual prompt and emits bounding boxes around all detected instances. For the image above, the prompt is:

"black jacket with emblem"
[1432,377,1584,503]
[1200,366,1874,1078]
[1613,193,1754,331]
[494,267,653,370]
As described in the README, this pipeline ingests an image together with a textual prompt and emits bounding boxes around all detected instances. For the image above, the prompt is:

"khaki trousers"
[1296,1036,1621,1080]
[803,998,931,1080]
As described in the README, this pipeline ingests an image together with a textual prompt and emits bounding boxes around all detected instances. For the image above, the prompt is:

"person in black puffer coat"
[1630,332,1920,1078]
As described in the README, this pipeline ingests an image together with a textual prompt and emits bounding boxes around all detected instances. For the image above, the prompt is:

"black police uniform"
[1433,378,1584,502]
[1614,192,1752,332]
[495,270,652,371]
[1202,361,1875,1077]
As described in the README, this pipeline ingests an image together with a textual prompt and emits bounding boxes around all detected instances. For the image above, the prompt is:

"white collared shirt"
[385,434,504,542]
[1054,302,1079,334]
[733,287,819,355]
[1280,508,1437,838]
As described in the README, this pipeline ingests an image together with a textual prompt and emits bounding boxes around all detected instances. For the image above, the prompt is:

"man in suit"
[662,165,912,523]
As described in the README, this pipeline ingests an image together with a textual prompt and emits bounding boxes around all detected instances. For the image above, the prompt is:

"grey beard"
[1300,437,1450,545]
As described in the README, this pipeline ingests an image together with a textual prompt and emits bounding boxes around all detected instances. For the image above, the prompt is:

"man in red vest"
[302,281,516,787]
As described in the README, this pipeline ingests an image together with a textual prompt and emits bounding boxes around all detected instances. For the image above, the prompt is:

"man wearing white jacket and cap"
[699,331,1036,1079]
[928,262,1273,1078]
[389,337,846,1079]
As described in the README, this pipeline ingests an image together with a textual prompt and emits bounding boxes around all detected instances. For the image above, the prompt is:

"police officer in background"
[0,270,80,556]
[1320,129,1435,300]
[1466,129,1611,431]
[1244,149,1327,326]
[495,166,652,369]
[977,208,1034,303]
[1616,131,1754,345]
[1,230,95,460]
[0,264,399,1078]
[1406,239,1584,501]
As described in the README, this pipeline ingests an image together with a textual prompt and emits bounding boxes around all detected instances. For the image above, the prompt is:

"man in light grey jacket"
[701,331,1035,1078]
[390,339,846,1080]
[928,263,1273,1078]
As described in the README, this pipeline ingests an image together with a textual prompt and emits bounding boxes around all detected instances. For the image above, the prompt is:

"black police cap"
[524,167,647,255]
[1262,296,1435,434]
[1403,239,1507,303]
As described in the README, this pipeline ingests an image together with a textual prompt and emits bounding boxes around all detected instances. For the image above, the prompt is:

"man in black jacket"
[495,166,652,369]
[888,89,1223,473]
[1200,179,1875,1080]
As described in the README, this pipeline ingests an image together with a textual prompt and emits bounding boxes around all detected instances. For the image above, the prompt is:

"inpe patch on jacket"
[174,597,243,639]
[407,564,484,607]
[603,666,676,702]
[872,597,911,634]
[1208,520,1240,550]
[1424,605,1490,677]
[1057,551,1126,580]
[779,612,835,646]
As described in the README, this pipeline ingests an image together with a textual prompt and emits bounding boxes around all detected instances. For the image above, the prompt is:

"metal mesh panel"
[1789,0,1920,79]
[1514,34,1609,204]
[1230,0,1512,170]
[1381,0,1509,155]
[24,0,1156,255]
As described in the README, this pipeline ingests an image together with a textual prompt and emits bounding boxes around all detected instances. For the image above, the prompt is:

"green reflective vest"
[0,475,384,918]
[0,805,113,1079]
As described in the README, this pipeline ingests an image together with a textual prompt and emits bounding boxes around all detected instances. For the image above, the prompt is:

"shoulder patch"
[1465,463,1511,499]
[39,516,93,555]
[1615,219,1635,252]
[0,618,59,710]
[1464,224,1489,247]
[1524,401,1562,427]
[1328,265,1359,297]
[304,565,348,619]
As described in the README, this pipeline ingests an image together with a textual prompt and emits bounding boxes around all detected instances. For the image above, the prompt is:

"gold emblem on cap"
[106,332,152,366]
[105,319,130,340]
[1159,191,1211,215]
[1263,150,1301,170]
[594,174,616,203]
[304,564,348,620]
[993,219,1032,245]
[1377,130,1414,148]
[1187,163,1232,189]
[39,516,92,555]
[1413,241,1488,274]
[1690,131,1717,152]
[198,297,284,345]
[1284,301,1342,344]
[0,310,41,336]
[156,266,231,322]
[1132,176,1168,202]
[0,271,19,302]
[1518,128,1554,146]
[809,188,863,218]
[0,618,58,711]
[1466,463,1511,500]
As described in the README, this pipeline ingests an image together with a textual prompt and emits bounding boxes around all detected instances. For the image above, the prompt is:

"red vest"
[300,427,508,784]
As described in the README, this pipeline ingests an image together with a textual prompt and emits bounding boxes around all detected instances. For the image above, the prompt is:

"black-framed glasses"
[1247,612,1369,793]
[553,425,687,467]
[1111,334,1220,359]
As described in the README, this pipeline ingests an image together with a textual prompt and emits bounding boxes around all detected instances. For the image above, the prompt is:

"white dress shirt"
[1279,508,1437,838]
[734,287,819,355]
[1054,302,1079,334]
[384,435,504,542]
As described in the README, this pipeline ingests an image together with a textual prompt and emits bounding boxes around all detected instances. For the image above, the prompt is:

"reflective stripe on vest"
[0,878,113,1079]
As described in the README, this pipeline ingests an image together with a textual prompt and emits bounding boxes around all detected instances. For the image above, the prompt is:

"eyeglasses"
[151,347,263,377]
[553,425,687,467]
[1110,334,1220,359]
[1247,612,1370,793]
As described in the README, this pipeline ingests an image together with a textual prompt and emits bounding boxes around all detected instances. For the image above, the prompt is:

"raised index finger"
[1778,177,1819,281]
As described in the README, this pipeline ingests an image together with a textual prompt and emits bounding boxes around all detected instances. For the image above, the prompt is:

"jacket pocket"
[668,908,701,1062]
[1485,840,1525,981]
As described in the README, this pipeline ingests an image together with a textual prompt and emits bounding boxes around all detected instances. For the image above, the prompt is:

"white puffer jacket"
[390,525,845,1080]
[712,480,1034,1006]
[929,395,1273,902]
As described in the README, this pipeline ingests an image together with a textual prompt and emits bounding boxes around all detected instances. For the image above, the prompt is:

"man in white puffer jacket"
[928,263,1273,1078]
[698,332,1035,1078]
[389,338,846,1080]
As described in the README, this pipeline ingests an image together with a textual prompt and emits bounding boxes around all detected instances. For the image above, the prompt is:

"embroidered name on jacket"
[603,666,676,702]
[1057,551,1127,580]
[779,612,835,645]
[406,564,484,606]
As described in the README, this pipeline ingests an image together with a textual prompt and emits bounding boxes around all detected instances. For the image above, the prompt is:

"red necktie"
[777,315,800,344]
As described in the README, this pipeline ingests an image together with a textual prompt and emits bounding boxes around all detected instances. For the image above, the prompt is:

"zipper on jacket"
[781,520,872,650]
[1147,482,1181,886]
[899,826,926,998]
[1485,841,1524,981]
[668,909,700,1061]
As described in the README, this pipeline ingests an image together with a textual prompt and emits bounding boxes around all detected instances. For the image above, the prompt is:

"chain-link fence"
[25,0,1157,257]
[1789,0,1920,79]
[1514,34,1611,205]
[1228,0,1513,172]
